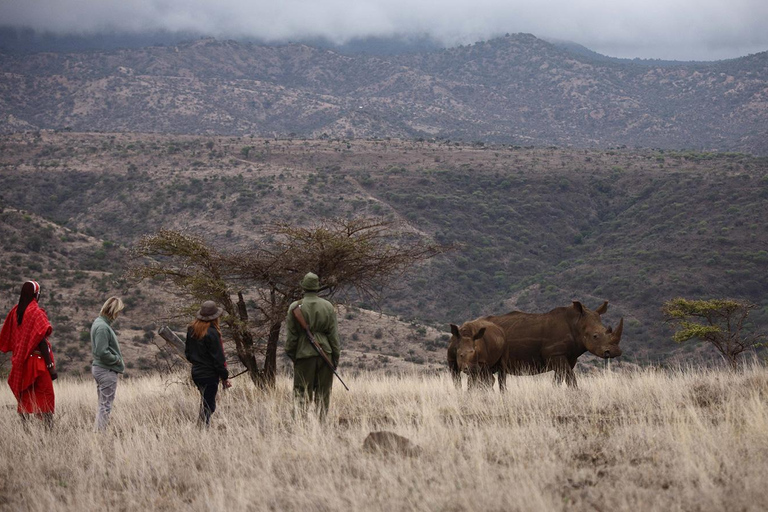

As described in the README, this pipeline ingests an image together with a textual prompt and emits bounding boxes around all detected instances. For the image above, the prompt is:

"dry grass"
[2,366,768,511]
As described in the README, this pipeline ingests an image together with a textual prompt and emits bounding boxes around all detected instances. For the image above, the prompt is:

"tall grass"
[2,366,768,511]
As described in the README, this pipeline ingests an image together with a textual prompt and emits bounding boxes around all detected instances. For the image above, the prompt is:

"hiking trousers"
[193,376,220,426]
[92,365,119,431]
[293,355,333,417]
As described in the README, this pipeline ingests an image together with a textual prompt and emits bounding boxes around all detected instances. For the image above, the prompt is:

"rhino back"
[486,308,578,370]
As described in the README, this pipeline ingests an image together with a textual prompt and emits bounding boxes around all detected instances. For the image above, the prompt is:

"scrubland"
[1,366,768,512]
[3,133,768,367]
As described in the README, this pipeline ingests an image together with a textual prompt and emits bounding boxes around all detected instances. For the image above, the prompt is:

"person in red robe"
[0,281,57,425]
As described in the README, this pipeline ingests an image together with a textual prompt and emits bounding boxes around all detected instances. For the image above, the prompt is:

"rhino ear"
[473,327,486,341]
[572,301,585,316]
[595,301,608,315]
[450,324,460,338]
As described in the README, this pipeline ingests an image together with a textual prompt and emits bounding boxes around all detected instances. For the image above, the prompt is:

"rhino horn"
[611,318,624,343]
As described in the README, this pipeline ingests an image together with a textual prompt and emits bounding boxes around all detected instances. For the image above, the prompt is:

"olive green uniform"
[285,275,340,416]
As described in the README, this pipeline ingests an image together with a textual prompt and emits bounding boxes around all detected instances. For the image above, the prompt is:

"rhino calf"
[448,319,507,391]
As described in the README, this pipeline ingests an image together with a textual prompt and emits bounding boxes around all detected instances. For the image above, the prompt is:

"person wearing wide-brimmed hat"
[285,272,340,417]
[185,300,230,426]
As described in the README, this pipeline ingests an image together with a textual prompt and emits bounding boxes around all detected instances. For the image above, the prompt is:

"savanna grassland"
[2,367,768,512]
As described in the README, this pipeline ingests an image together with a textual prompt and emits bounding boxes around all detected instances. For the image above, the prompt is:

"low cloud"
[1,0,767,60]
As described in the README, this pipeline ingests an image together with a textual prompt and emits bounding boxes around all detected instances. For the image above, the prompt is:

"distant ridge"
[545,38,708,67]
[1,33,766,154]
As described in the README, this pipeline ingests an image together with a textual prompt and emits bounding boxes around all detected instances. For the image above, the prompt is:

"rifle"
[292,305,349,391]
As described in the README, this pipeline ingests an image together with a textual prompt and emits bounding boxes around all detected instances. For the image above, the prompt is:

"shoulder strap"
[296,300,315,334]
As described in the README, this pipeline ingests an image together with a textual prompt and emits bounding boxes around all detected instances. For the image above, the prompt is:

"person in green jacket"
[91,296,125,431]
[285,272,340,417]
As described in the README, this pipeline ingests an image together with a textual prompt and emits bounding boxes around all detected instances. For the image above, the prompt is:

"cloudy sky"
[1,0,766,61]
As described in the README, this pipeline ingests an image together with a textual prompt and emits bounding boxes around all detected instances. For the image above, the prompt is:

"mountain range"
[1,33,766,154]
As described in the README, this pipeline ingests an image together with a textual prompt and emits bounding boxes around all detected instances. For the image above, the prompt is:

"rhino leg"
[551,357,578,388]
[447,340,463,390]
[497,368,506,393]
[481,368,495,388]
[448,361,462,390]
[467,370,494,390]
[564,369,577,388]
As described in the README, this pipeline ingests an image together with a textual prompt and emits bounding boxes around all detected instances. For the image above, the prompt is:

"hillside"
[0,203,449,378]
[1,131,767,376]
[0,34,767,154]
[0,207,164,375]
[0,209,450,378]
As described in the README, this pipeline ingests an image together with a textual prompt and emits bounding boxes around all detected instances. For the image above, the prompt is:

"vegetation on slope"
[1,132,767,371]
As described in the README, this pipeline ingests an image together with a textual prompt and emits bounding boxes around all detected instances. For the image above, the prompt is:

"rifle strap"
[296,300,311,333]
[297,302,328,357]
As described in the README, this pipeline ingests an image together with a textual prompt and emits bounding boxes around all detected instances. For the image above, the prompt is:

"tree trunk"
[258,286,284,389]
[263,321,281,388]
[239,331,265,388]
[234,292,265,388]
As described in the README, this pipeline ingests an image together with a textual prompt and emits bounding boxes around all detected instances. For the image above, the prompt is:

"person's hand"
[222,379,232,389]
[48,366,58,381]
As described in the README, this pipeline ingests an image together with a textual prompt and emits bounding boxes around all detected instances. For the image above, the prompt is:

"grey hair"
[100,296,125,321]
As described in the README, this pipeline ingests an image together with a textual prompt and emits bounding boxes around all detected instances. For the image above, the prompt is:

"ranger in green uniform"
[285,272,340,417]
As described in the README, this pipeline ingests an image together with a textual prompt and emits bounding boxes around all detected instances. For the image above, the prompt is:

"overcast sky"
[1,0,767,61]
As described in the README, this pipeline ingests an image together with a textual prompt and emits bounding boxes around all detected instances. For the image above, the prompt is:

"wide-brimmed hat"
[301,272,320,292]
[196,300,224,321]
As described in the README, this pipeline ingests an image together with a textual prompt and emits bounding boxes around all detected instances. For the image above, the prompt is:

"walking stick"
[229,368,250,379]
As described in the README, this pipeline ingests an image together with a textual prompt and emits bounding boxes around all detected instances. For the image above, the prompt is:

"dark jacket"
[185,326,228,381]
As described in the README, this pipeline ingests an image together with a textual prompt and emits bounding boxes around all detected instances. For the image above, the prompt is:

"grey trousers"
[92,365,119,431]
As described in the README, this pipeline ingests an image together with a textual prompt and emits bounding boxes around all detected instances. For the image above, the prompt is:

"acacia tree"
[130,230,264,385]
[662,298,765,368]
[131,218,447,388]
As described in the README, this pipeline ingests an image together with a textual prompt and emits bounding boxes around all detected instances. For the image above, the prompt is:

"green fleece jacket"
[91,315,125,373]
[285,293,340,365]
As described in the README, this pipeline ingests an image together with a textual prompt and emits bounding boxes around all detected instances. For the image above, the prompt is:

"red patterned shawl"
[0,301,53,400]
